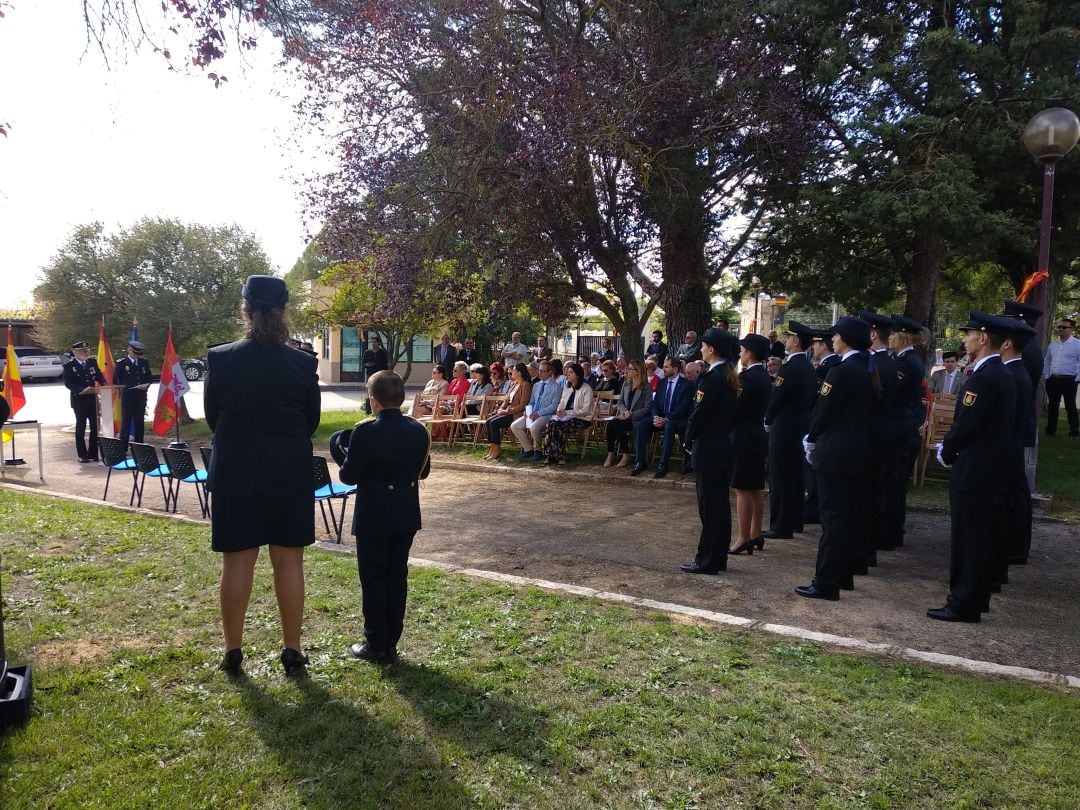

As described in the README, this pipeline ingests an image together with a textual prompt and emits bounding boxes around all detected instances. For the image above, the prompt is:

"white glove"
[764,423,771,433]
[802,435,815,466]
[935,444,951,469]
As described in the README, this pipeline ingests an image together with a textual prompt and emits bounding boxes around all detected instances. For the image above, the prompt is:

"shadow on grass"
[236,672,477,808]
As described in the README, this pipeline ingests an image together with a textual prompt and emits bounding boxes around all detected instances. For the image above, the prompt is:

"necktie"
[666,378,675,414]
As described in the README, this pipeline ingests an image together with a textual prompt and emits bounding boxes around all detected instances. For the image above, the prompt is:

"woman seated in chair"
[604,360,652,469]
[413,365,449,416]
[490,362,510,395]
[431,361,472,439]
[465,363,493,414]
[595,359,622,396]
[483,363,531,461]
[542,361,595,465]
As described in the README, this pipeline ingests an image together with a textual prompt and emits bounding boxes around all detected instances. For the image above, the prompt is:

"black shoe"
[763,530,793,540]
[752,535,766,551]
[989,582,1001,594]
[218,648,243,675]
[795,584,839,601]
[680,562,723,575]
[728,540,754,556]
[851,564,869,576]
[680,465,693,474]
[629,463,645,477]
[1010,555,1028,565]
[866,554,878,567]
[280,647,309,676]
[78,457,91,463]
[802,515,820,525]
[839,576,854,591]
[927,606,980,623]
[349,642,397,664]
[653,466,668,479]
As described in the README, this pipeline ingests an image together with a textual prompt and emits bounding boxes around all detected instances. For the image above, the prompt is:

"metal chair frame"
[162,446,210,518]
[128,442,175,510]
[313,455,356,542]
[98,436,139,503]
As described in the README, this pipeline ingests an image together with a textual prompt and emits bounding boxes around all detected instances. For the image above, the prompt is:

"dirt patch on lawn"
[33,638,116,667]
[34,538,84,558]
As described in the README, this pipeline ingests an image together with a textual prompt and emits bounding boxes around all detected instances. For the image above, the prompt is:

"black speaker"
[0,552,33,727]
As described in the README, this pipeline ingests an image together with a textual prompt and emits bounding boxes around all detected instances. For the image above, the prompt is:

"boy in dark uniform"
[763,322,816,539]
[796,317,874,601]
[1000,319,1037,566]
[858,311,898,568]
[338,370,431,663]
[680,328,739,575]
[62,341,107,462]
[803,330,840,525]
[929,312,1017,622]
[112,340,153,446]
[882,315,927,550]
[1000,301,1043,493]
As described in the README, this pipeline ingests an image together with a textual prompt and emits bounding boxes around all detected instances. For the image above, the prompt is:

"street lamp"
[1022,107,1080,350]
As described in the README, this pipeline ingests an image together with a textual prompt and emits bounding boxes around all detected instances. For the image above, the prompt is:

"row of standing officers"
[679,301,1043,624]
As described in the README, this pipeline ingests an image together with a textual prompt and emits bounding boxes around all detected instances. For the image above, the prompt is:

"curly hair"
[242,303,290,347]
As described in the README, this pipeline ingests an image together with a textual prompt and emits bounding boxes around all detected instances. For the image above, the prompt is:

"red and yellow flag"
[152,326,190,436]
[2,324,26,419]
[1017,270,1049,303]
[97,318,121,437]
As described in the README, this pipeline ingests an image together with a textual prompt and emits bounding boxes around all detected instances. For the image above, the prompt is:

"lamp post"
[1022,107,1080,351]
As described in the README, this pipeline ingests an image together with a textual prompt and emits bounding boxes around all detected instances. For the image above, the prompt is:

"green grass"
[1,492,1077,808]
[162,412,368,446]
[1036,418,1080,519]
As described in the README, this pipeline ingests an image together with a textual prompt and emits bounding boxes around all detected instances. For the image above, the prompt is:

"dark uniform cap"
[241,275,289,311]
[70,341,89,350]
[830,316,871,347]
[784,320,815,338]
[1000,317,1036,339]
[959,310,1011,337]
[128,340,146,354]
[329,428,353,466]
[859,310,893,330]
[890,315,924,334]
[738,333,771,357]
[700,327,733,354]
[1002,301,1042,321]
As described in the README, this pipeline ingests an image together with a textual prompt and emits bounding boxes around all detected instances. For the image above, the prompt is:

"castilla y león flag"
[152,327,190,436]
[3,324,26,419]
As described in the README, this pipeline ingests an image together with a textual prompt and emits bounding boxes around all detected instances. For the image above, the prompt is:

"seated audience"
[633,357,693,477]
[483,363,531,461]
[414,365,449,415]
[511,360,561,460]
[595,360,622,395]
[490,362,510,394]
[542,362,594,465]
[604,360,653,469]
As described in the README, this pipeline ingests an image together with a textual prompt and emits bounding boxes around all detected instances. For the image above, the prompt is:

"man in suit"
[674,331,702,364]
[112,339,153,447]
[533,335,553,363]
[511,360,560,460]
[883,315,928,550]
[681,329,739,575]
[599,336,616,362]
[767,330,786,360]
[339,371,431,663]
[763,322,816,539]
[62,341,107,462]
[434,334,457,370]
[796,317,874,601]
[646,330,668,368]
[633,356,693,477]
[803,330,840,525]
[457,337,481,367]
[929,352,966,395]
[930,312,1016,622]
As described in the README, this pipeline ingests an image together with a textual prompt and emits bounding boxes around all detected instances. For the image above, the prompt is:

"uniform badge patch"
[820,382,832,397]
[963,391,978,407]
[695,390,704,403]
[774,376,784,387]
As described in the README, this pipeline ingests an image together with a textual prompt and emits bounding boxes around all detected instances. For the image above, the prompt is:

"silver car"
[0,346,66,381]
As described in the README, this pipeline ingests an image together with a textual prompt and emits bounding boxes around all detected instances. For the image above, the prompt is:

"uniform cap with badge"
[958,310,1013,336]
[242,274,289,311]
[784,320,815,339]
[128,340,145,355]
[890,315,924,334]
[70,341,89,351]
[829,315,871,349]
[699,327,736,358]
[738,333,771,359]
[1001,300,1042,325]
[858,311,893,332]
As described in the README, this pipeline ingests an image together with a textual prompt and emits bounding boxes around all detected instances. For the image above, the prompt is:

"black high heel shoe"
[280,647,310,676]
[752,535,766,551]
[729,540,754,555]
[219,648,243,675]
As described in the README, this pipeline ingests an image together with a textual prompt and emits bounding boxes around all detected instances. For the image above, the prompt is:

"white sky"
[0,1,327,309]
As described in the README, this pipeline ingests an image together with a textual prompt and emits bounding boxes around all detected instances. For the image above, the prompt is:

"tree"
[35,218,270,363]
[752,0,1080,336]
[297,0,808,357]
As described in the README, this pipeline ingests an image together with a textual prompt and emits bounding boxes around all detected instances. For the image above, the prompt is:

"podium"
[95,385,125,440]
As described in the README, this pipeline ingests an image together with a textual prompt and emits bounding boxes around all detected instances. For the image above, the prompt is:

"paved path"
[3,427,1078,682]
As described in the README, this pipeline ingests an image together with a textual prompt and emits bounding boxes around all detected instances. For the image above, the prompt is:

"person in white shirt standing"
[1044,318,1080,438]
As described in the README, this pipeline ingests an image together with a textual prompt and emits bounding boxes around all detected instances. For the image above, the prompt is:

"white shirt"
[972,353,1000,373]
[1045,335,1080,380]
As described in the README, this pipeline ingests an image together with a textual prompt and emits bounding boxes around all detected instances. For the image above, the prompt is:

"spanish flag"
[97,318,121,438]
[3,324,26,420]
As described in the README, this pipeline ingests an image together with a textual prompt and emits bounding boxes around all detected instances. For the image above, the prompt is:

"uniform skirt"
[211,494,315,553]
[730,449,766,491]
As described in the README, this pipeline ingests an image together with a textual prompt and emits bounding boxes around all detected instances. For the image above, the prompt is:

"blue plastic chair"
[129,442,174,510]
[163,447,210,518]
[98,437,138,503]
[313,455,356,542]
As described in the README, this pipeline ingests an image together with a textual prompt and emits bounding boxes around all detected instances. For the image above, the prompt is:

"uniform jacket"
[652,375,694,423]
[112,356,153,403]
[63,357,107,408]
[868,349,897,442]
[890,348,927,434]
[813,354,841,406]
[731,364,771,453]
[205,339,321,496]
[941,355,1016,494]
[928,368,966,395]
[1021,339,1043,396]
[1004,358,1035,449]
[764,352,815,449]
[339,408,431,537]
[808,352,872,474]
[686,362,737,471]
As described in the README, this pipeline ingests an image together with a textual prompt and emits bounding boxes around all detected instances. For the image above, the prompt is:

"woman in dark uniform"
[205,275,322,676]
[729,334,773,555]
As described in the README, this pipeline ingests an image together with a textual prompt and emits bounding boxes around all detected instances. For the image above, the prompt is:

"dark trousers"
[694,464,731,571]
[72,398,98,460]
[357,531,414,652]
[119,394,147,446]
[1045,375,1079,436]
[632,418,686,467]
[606,418,634,454]
[1007,449,1032,562]
[813,471,859,590]
[947,489,1006,616]
[803,458,820,523]
[485,413,514,444]
[767,444,804,534]
[880,431,919,549]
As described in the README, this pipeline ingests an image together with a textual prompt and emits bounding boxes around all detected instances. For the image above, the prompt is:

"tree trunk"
[902,222,942,327]
[657,212,712,347]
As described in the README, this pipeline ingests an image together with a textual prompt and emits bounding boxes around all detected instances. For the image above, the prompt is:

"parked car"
[182,357,207,381]
[0,346,66,381]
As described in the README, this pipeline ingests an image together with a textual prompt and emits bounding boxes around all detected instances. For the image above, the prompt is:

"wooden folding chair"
[916,396,956,485]
[429,394,462,446]
[577,390,617,459]
[446,394,487,446]
[472,394,507,446]
[411,393,442,432]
